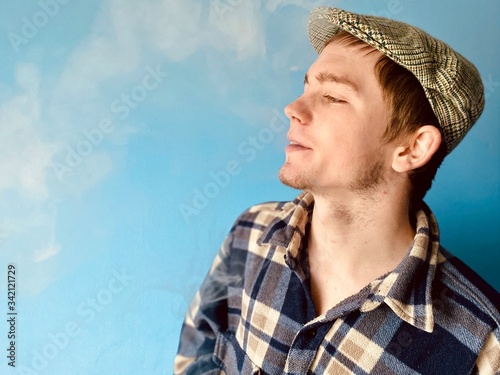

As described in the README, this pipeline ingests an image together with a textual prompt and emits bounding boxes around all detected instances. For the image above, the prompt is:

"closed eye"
[323,95,346,104]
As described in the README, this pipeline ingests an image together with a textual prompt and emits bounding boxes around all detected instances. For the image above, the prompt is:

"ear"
[392,126,442,173]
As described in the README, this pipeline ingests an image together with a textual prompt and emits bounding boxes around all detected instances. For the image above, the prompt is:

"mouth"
[286,138,311,152]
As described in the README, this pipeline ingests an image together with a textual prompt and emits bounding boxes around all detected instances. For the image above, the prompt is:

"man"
[175,7,499,375]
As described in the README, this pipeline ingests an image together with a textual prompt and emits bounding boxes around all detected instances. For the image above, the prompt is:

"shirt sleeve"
[174,233,234,375]
[474,328,500,375]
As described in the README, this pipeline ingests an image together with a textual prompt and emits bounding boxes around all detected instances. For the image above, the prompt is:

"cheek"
[367,104,390,137]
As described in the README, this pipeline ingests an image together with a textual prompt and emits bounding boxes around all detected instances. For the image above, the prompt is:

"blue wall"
[0,1,497,374]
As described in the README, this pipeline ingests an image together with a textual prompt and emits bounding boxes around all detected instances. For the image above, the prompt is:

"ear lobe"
[392,125,442,173]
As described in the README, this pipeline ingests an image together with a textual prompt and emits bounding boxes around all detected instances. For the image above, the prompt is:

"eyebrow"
[304,72,359,94]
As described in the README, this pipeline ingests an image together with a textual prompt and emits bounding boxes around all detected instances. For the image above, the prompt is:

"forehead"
[308,41,383,86]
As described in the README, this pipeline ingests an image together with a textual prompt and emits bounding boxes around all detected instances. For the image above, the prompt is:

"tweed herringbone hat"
[308,7,485,153]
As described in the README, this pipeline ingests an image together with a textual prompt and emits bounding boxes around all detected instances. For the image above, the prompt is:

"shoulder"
[225,200,291,249]
[230,193,307,234]
[234,200,290,226]
[223,192,312,259]
[436,247,499,330]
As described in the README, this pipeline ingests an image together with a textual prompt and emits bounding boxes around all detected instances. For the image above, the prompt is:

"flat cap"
[308,7,485,153]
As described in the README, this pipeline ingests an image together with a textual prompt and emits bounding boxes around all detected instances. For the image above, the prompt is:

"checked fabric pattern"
[174,192,499,374]
[307,7,485,153]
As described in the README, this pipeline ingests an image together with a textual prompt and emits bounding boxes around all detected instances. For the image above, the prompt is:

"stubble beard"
[278,154,386,197]
[278,161,312,191]
[349,156,385,194]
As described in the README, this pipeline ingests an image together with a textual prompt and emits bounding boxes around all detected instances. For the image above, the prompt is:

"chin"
[278,164,311,191]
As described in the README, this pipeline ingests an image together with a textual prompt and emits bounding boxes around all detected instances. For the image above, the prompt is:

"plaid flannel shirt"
[174,192,500,374]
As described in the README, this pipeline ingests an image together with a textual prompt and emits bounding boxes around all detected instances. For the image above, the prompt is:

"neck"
[307,187,415,281]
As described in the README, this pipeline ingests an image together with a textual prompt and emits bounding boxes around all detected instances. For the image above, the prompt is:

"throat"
[309,269,370,316]
[305,224,414,316]
[307,243,388,315]
[304,193,416,316]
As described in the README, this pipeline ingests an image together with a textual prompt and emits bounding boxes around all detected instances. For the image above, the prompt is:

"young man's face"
[279,40,395,198]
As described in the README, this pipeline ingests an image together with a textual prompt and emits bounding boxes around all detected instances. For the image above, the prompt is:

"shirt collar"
[257,191,313,257]
[361,203,440,332]
[257,192,440,333]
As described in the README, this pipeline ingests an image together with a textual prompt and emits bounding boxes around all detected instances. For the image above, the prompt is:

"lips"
[287,135,311,149]
[286,136,312,154]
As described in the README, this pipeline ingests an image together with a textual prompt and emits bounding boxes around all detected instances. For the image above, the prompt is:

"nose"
[284,94,310,125]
